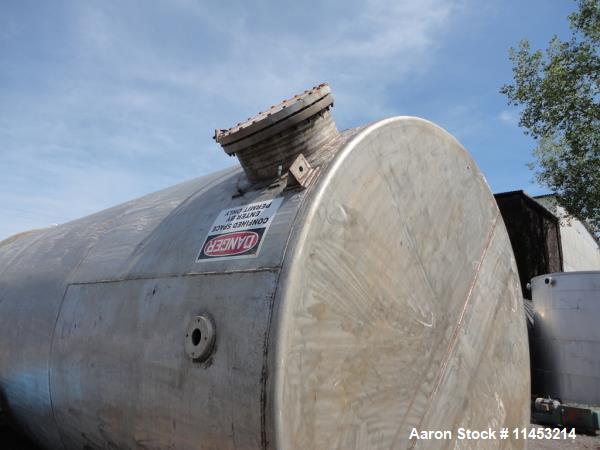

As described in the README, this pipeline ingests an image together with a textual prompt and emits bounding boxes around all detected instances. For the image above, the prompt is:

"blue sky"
[0,0,577,240]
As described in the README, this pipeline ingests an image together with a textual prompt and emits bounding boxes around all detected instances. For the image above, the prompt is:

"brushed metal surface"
[269,117,530,449]
[531,271,600,406]
[51,273,278,449]
[0,117,529,449]
[0,170,234,448]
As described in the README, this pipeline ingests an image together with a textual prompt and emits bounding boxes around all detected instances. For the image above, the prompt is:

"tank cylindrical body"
[0,115,529,449]
[531,271,600,406]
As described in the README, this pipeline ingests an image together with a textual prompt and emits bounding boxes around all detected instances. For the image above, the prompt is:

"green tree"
[501,0,600,235]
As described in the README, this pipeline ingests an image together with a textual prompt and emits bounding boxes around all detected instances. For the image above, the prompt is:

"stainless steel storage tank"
[531,271,600,406]
[0,84,529,449]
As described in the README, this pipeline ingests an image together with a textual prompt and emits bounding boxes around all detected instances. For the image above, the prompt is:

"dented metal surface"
[0,94,529,448]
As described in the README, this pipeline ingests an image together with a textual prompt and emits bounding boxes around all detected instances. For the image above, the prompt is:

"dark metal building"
[494,190,563,299]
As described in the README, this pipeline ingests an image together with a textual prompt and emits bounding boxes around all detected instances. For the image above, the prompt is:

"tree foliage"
[501,0,600,234]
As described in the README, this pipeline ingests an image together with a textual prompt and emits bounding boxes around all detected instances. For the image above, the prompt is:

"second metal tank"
[531,271,600,406]
[0,84,530,449]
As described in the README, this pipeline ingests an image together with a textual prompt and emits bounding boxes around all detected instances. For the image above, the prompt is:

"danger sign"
[197,197,283,261]
[203,231,259,257]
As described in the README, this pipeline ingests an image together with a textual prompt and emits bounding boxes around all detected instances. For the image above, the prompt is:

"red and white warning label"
[197,197,283,261]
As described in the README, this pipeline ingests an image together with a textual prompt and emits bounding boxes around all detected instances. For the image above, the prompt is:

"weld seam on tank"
[47,285,76,450]
[235,112,338,183]
[0,86,530,449]
[407,213,500,442]
[268,116,428,448]
[259,127,363,449]
[65,267,282,287]
[258,146,328,449]
[43,166,244,450]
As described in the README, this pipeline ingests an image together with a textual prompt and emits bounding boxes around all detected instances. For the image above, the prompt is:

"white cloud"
[69,0,465,123]
[498,109,518,125]
[438,104,488,139]
[0,0,470,240]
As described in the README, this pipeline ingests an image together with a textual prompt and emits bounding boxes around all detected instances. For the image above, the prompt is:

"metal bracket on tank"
[287,153,317,189]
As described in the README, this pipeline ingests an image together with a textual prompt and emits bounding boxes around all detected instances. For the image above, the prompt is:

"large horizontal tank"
[0,84,529,449]
[531,271,600,405]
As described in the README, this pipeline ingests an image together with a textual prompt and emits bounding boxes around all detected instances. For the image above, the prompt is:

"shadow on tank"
[0,425,42,450]
[1,391,42,450]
